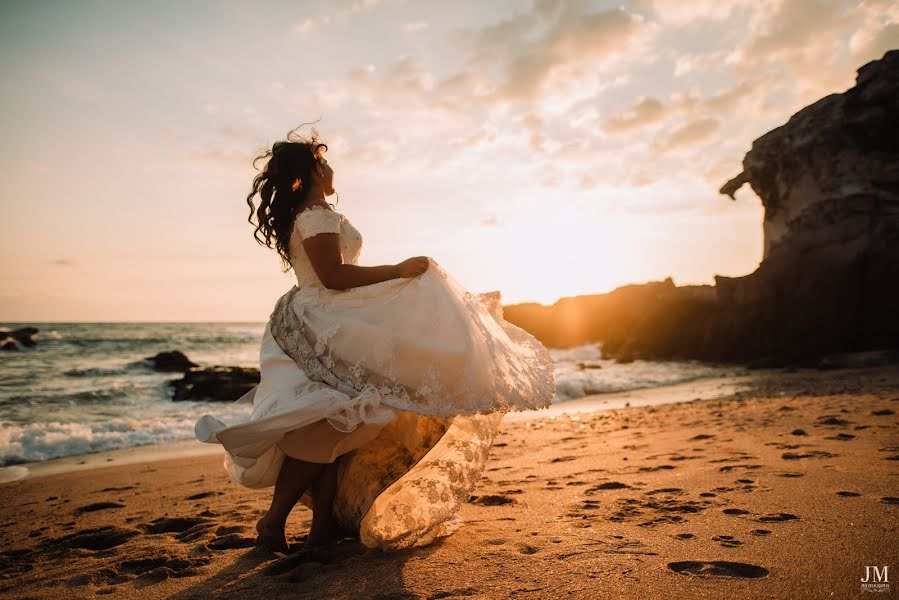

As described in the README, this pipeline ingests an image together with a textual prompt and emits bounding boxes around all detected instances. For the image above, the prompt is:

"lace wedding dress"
[195,205,554,549]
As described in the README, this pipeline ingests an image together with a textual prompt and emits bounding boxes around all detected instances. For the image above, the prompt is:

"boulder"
[170,366,260,402]
[0,327,39,350]
[144,350,199,372]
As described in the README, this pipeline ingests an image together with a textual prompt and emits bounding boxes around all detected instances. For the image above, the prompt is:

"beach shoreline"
[3,372,753,484]
[1,365,897,599]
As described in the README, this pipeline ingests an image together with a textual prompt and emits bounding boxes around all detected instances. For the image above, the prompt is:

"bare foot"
[256,514,289,553]
[304,513,343,548]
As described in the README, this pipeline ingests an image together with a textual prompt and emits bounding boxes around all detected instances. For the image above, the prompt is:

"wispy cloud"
[401,20,429,32]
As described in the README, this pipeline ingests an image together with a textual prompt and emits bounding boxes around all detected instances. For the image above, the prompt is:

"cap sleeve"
[295,206,341,240]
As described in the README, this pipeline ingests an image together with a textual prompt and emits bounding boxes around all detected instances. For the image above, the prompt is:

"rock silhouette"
[0,327,39,350]
[505,50,899,366]
[170,366,259,402]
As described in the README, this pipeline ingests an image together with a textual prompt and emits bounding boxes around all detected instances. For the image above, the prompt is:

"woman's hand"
[396,256,430,278]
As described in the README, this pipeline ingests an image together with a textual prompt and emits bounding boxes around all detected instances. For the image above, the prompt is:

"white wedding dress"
[195,205,554,549]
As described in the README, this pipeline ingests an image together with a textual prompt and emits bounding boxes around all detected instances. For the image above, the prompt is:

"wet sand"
[1,365,897,599]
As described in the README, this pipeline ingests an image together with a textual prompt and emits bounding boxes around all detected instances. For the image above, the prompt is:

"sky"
[1,0,897,321]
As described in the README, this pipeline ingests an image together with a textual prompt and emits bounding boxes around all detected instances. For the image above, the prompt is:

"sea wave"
[1,384,146,407]
[0,405,251,466]
[64,366,131,378]
[550,344,730,401]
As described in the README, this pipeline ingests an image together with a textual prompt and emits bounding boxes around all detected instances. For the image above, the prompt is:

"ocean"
[0,323,732,467]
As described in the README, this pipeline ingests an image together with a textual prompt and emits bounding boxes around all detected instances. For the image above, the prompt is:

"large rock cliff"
[505,50,899,365]
[714,49,899,362]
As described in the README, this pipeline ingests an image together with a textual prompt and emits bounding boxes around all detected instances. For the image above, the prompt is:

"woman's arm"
[303,233,429,290]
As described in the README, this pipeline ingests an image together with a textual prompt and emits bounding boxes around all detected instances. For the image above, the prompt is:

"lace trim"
[268,277,555,418]
[295,204,342,239]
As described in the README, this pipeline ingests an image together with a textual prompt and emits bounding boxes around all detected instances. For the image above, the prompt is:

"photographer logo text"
[861,566,890,594]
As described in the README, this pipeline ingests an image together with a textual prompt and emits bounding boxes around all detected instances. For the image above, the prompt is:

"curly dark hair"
[246,126,328,270]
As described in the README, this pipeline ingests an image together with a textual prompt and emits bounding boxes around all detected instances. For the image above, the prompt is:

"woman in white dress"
[195,128,554,553]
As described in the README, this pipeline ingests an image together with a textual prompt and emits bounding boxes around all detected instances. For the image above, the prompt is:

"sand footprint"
[468,494,516,506]
[711,535,743,548]
[782,451,837,460]
[262,540,366,581]
[74,502,126,515]
[668,561,769,578]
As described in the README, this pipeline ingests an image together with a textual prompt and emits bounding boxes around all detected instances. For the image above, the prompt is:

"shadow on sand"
[170,536,446,599]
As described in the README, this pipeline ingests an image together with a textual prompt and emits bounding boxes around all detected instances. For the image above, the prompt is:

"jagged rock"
[715,49,899,362]
[144,350,199,372]
[170,366,260,402]
[0,327,39,350]
[506,50,899,365]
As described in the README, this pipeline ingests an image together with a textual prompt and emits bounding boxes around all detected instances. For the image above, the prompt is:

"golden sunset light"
[3,1,894,320]
[1,2,897,598]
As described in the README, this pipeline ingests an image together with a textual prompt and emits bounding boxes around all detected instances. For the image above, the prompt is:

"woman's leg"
[256,456,324,552]
[305,460,342,547]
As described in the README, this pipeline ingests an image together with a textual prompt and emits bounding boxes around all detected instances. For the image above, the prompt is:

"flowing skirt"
[195,261,553,550]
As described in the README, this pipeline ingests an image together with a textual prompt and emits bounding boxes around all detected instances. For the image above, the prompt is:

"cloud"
[294,0,383,33]
[635,0,756,26]
[402,21,429,33]
[599,74,772,139]
[450,127,498,149]
[737,0,855,59]
[655,117,720,151]
[459,4,647,101]
[295,16,331,33]
[849,21,899,65]
[673,50,730,77]
[600,96,666,133]
[705,0,898,119]
[578,174,597,189]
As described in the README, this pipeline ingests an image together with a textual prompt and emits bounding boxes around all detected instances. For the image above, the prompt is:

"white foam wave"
[0,404,252,466]
[550,344,730,401]
[0,465,28,483]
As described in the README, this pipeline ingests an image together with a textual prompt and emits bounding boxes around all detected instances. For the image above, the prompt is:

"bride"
[195,127,555,553]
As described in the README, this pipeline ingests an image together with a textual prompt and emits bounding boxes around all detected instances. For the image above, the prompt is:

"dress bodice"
[288,205,363,289]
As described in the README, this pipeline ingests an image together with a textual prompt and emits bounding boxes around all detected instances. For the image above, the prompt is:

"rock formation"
[713,48,899,363]
[0,327,39,351]
[505,50,899,366]
[143,350,199,372]
[170,366,260,402]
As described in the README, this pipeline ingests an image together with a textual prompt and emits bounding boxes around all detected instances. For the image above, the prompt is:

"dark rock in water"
[505,50,899,365]
[0,327,39,350]
[145,350,199,372]
[170,366,259,402]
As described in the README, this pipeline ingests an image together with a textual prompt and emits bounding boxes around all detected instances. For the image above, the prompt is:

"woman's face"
[315,157,335,196]
[320,156,334,196]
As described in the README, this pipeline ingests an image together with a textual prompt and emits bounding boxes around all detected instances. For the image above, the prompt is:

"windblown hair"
[247,126,328,270]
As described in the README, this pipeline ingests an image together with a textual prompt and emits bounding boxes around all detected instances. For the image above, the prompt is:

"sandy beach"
[1,365,897,599]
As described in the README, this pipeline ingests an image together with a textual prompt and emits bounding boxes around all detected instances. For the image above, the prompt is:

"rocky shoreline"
[505,50,899,368]
[142,351,260,403]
